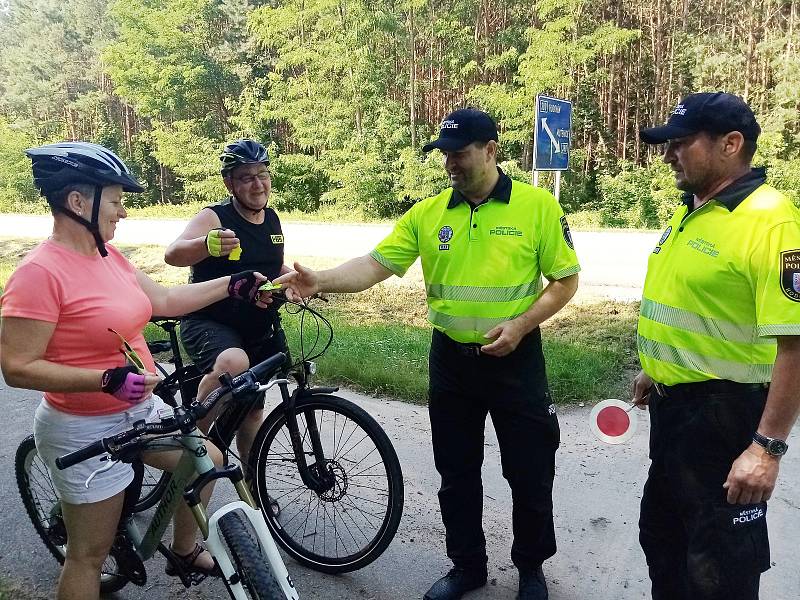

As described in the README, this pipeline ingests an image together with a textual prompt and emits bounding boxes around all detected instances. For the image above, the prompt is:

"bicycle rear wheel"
[218,509,284,599]
[249,395,404,573]
[132,465,171,513]
[15,435,129,594]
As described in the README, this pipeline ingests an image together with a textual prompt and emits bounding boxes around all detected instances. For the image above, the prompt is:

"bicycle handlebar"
[56,352,288,470]
[55,439,108,470]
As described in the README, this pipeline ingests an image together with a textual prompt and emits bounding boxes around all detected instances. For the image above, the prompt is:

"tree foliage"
[0,0,798,223]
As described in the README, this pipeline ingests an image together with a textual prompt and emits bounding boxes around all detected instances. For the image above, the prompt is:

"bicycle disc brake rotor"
[312,460,347,502]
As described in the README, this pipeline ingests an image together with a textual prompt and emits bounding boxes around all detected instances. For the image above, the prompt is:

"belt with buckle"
[453,341,483,357]
[434,329,485,357]
[652,379,769,399]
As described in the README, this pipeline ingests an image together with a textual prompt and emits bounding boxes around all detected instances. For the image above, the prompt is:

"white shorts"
[33,395,169,505]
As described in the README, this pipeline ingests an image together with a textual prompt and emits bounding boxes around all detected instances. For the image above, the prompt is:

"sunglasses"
[108,328,145,373]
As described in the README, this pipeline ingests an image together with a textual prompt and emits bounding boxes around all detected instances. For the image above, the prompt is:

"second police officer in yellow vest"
[633,92,800,600]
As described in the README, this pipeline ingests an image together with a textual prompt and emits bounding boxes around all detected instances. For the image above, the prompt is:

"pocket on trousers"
[536,390,560,449]
[708,502,771,575]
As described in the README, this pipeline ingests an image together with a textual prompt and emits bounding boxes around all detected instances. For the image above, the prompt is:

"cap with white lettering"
[422,108,499,153]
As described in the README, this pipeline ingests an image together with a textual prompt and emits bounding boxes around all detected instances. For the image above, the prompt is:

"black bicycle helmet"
[219,139,269,176]
[26,142,144,257]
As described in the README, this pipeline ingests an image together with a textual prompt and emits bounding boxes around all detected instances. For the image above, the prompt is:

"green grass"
[0,238,640,404]
[284,315,431,401]
[277,284,639,404]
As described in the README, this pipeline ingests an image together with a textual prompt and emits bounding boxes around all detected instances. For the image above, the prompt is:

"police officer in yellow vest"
[276,108,580,600]
[632,92,800,600]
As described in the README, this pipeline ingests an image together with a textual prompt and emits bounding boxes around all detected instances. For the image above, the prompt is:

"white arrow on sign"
[541,118,561,161]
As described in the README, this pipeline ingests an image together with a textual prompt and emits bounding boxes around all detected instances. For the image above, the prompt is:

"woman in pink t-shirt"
[0,143,275,600]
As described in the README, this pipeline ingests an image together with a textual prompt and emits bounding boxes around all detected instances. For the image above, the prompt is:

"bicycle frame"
[150,317,342,496]
[125,421,299,599]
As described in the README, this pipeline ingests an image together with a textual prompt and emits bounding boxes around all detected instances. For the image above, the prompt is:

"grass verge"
[0,238,639,404]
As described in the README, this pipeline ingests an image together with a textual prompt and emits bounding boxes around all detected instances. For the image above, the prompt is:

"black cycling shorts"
[180,315,286,377]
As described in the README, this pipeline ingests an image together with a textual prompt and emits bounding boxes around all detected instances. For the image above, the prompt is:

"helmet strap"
[89,185,109,257]
[54,186,108,257]
[231,192,266,216]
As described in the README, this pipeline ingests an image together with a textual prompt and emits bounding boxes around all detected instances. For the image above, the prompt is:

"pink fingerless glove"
[101,366,147,404]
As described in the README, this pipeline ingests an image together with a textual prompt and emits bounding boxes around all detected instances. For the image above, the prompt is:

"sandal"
[165,543,221,578]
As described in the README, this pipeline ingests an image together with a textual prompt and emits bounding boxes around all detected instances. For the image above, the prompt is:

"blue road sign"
[534,95,572,171]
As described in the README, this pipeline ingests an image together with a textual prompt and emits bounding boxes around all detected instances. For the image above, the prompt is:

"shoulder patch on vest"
[270,234,284,244]
[658,225,672,246]
[560,216,574,250]
[780,249,800,302]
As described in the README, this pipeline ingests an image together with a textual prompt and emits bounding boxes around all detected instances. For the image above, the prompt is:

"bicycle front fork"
[279,384,337,494]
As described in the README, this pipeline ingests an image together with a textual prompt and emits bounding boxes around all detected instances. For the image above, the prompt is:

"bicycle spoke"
[255,396,402,570]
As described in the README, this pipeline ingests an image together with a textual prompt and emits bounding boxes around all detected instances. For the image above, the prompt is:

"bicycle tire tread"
[218,509,285,599]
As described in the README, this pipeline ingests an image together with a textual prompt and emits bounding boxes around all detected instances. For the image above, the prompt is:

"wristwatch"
[752,431,789,457]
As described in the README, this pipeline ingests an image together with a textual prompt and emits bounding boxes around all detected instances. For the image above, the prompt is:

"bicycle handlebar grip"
[56,439,107,470]
[250,352,288,381]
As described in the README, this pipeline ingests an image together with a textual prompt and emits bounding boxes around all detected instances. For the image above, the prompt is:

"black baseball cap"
[640,92,761,144]
[422,108,499,153]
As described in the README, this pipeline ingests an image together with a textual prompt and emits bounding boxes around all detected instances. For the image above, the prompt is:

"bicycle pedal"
[165,557,207,587]
[164,550,220,586]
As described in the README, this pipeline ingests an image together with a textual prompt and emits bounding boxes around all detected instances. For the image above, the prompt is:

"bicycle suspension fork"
[278,382,336,494]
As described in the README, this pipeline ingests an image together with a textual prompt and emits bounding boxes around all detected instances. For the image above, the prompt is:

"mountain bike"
[16,353,298,598]
[134,294,404,573]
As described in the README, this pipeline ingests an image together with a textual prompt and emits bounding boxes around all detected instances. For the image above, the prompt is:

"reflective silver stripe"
[368,250,405,276]
[759,324,800,336]
[428,308,524,333]
[548,264,581,280]
[426,280,542,302]
[637,334,773,382]
[641,298,772,345]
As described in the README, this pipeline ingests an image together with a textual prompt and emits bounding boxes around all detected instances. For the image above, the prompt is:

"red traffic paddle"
[589,399,638,444]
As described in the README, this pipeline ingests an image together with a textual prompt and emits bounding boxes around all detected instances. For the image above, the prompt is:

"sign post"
[533,95,572,201]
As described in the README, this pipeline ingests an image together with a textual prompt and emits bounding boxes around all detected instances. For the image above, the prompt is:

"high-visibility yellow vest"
[370,170,580,344]
[638,181,800,385]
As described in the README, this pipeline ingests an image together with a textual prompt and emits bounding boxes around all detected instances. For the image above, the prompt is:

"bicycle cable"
[276,295,334,368]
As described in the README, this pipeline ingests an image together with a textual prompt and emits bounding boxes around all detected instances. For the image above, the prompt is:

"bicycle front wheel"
[14,435,128,594]
[218,509,285,599]
[249,395,404,573]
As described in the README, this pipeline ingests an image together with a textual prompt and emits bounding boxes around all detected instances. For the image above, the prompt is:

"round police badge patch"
[438,226,453,243]
[560,216,574,250]
[780,249,800,302]
[659,225,672,246]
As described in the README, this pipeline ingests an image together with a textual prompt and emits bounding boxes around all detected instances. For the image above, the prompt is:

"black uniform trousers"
[428,328,560,573]
[640,381,771,600]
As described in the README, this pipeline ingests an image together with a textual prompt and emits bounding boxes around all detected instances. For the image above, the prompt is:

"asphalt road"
[1,378,799,600]
[0,215,656,301]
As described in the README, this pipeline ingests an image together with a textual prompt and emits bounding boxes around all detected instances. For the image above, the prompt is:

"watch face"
[767,439,789,456]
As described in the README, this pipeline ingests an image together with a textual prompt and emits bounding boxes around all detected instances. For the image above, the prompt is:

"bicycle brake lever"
[85,456,119,489]
[256,378,289,394]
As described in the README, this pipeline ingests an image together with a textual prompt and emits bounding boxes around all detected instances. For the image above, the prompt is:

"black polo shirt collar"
[682,167,767,213]
[447,167,512,209]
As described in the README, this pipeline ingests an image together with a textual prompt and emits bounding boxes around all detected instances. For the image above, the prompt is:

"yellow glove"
[206,228,225,257]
